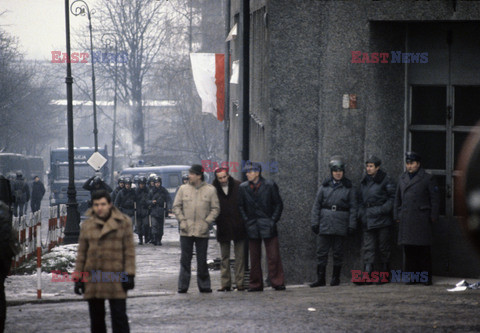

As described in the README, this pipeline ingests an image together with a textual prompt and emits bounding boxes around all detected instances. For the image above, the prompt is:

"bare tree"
[83,0,172,155]
[0,28,58,155]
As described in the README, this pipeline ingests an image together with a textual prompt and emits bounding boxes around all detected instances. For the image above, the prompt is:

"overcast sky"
[0,0,100,61]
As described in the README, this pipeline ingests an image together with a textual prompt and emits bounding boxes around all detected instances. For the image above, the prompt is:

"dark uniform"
[394,152,440,285]
[135,178,150,245]
[357,156,396,280]
[310,157,357,287]
[12,172,29,217]
[83,176,113,197]
[114,179,136,229]
[111,177,125,204]
[148,176,171,246]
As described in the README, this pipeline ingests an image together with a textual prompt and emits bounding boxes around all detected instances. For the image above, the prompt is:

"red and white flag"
[190,53,225,121]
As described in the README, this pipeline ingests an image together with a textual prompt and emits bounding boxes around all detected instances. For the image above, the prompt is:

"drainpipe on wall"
[239,0,250,180]
[224,0,231,162]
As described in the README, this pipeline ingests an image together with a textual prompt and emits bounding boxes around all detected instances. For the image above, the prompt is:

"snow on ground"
[6,218,222,303]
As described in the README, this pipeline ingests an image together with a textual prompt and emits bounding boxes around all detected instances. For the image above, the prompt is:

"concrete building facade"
[226,0,480,283]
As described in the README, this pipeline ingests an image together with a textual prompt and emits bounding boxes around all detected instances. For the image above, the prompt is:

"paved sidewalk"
[5,218,480,332]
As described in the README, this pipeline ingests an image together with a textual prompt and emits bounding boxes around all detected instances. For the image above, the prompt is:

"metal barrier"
[47,206,58,251]
[11,211,41,269]
[11,205,68,299]
[58,204,67,244]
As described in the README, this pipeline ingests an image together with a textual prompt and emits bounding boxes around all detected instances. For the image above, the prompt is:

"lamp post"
[102,33,119,188]
[71,0,99,152]
[63,0,80,244]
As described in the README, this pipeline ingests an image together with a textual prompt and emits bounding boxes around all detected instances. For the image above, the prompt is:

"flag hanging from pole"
[190,53,225,121]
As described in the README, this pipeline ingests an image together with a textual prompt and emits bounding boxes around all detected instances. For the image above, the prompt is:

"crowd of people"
[0,153,440,332]
[7,171,46,218]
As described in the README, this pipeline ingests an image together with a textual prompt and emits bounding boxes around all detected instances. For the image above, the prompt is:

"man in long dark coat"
[30,176,46,213]
[238,162,285,292]
[394,151,440,285]
[212,167,247,291]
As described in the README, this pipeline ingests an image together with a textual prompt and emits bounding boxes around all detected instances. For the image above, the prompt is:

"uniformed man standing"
[135,176,150,245]
[114,178,137,232]
[357,155,396,284]
[310,156,357,287]
[148,176,170,246]
[111,177,125,204]
[394,152,440,285]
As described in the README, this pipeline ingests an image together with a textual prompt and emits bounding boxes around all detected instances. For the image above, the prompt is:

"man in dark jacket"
[238,162,285,292]
[394,152,440,285]
[213,167,247,291]
[135,177,150,245]
[30,176,46,213]
[357,155,396,284]
[12,171,29,217]
[114,178,136,230]
[147,176,170,246]
[310,156,357,287]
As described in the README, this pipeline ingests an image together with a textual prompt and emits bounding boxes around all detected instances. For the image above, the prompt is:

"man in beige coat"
[173,164,220,293]
[74,190,135,333]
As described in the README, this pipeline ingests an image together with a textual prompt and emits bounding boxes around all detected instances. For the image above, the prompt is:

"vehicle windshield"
[56,164,93,180]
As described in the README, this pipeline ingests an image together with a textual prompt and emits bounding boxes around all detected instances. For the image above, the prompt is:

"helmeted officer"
[111,176,125,204]
[148,174,157,191]
[135,176,150,245]
[148,176,170,245]
[357,155,396,284]
[310,156,357,287]
[394,152,440,285]
[83,175,113,196]
[114,177,137,230]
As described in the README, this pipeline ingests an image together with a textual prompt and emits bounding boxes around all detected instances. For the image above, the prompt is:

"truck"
[48,146,109,215]
[0,153,30,180]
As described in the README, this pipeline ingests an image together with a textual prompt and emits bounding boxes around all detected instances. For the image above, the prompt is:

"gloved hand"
[348,227,356,235]
[74,281,85,295]
[311,225,319,235]
[122,275,135,291]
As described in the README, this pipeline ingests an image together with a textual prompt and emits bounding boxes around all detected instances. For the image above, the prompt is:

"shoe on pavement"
[273,285,286,291]
[247,287,263,292]
[199,288,212,293]
[178,289,188,293]
[217,287,231,292]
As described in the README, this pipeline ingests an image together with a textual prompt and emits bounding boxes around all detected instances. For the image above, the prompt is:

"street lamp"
[70,0,99,152]
[102,33,119,188]
[63,0,80,244]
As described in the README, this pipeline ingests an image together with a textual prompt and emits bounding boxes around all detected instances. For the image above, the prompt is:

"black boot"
[365,263,374,285]
[138,235,143,245]
[330,265,341,286]
[377,263,390,285]
[309,265,326,287]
